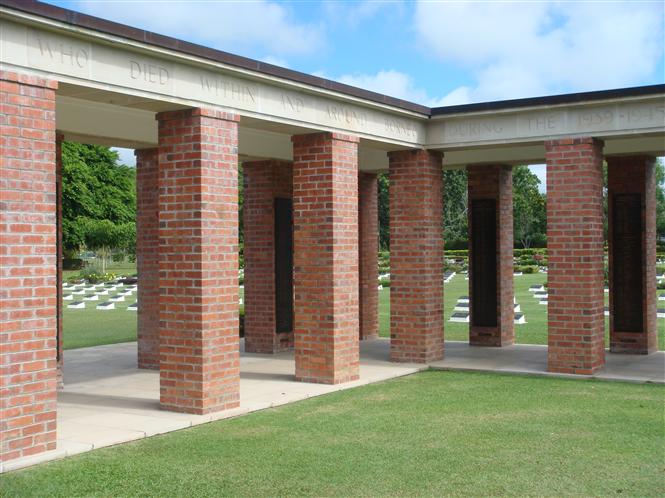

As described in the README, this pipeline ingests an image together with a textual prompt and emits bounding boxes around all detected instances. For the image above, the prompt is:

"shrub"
[112,253,125,263]
[515,265,538,274]
[379,277,390,288]
[63,258,84,270]
[79,267,117,284]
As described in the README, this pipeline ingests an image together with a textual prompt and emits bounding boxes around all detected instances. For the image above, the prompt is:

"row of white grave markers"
[65,280,137,311]
[449,296,526,324]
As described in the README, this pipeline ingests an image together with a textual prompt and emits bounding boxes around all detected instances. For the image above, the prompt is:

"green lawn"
[64,271,664,350]
[2,370,663,497]
[380,273,665,349]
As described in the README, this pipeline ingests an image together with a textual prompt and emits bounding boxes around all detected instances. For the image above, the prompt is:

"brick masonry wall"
[467,165,514,347]
[292,132,360,384]
[389,149,444,363]
[156,108,240,414]
[607,155,657,354]
[243,160,294,353]
[545,137,605,374]
[359,172,379,340]
[1,71,58,462]
[135,148,160,369]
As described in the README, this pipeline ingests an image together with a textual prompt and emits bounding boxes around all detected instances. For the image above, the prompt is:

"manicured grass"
[63,262,138,350]
[2,371,663,497]
[63,297,137,350]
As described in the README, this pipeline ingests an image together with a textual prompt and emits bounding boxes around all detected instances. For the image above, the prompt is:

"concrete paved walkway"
[3,338,425,472]
[4,338,663,472]
[430,341,665,383]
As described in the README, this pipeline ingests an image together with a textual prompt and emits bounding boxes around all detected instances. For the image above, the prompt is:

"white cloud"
[415,1,664,104]
[73,1,324,56]
[334,70,430,103]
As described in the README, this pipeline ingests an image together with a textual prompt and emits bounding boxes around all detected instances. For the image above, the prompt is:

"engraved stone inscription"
[527,114,557,132]
[200,74,256,103]
[326,104,368,127]
[130,60,169,85]
[447,120,504,139]
[27,30,90,77]
[35,35,88,68]
[612,193,643,332]
[384,117,418,138]
[280,92,304,113]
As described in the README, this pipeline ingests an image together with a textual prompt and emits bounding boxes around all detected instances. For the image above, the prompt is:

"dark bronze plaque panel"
[612,193,643,332]
[274,198,294,333]
[471,199,497,327]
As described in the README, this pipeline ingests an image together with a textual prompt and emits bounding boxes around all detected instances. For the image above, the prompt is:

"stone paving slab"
[2,339,424,473]
[430,341,665,384]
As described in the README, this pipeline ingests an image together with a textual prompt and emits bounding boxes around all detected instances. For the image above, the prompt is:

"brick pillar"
[607,155,657,354]
[55,133,64,388]
[292,132,360,384]
[243,160,294,353]
[467,164,514,347]
[0,71,58,462]
[135,148,160,369]
[545,137,605,374]
[389,150,444,363]
[156,108,240,414]
[359,172,379,340]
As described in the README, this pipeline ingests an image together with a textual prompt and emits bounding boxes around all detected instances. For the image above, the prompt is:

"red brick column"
[156,108,240,414]
[467,164,514,346]
[243,160,294,353]
[389,150,444,363]
[359,172,379,340]
[292,132,359,384]
[607,155,657,354]
[0,71,58,462]
[135,148,160,369]
[55,133,64,388]
[545,137,605,374]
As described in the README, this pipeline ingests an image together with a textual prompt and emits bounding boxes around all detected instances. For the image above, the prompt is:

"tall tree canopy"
[656,159,665,240]
[62,142,136,255]
[513,166,546,248]
[443,169,468,249]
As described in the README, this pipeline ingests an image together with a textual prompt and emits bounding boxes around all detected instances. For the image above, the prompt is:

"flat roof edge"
[0,0,431,115]
[431,85,665,116]
[2,1,663,120]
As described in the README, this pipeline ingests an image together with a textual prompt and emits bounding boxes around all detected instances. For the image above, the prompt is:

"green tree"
[513,166,546,248]
[61,142,136,256]
[656,159,665,240]
[443,169,468,248]
[82,219,121,273]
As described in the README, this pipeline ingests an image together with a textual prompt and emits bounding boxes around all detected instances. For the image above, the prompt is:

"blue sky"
[46,1,665,185]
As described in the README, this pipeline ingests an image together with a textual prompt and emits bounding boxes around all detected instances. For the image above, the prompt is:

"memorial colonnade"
[1,0,662,465]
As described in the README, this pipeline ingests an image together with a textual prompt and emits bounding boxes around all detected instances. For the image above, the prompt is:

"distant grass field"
[379,272,665,349]
[63,266,664,351]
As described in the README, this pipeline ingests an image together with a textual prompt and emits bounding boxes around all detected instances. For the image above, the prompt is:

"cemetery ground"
[62,266,664,351]
[2,370,663,496]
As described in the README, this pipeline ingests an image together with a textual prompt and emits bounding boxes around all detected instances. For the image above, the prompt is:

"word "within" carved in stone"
[200,75,256,104]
